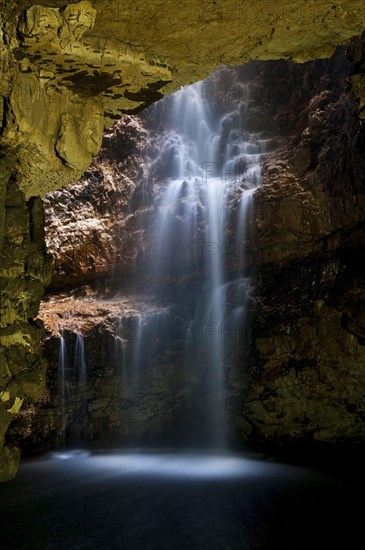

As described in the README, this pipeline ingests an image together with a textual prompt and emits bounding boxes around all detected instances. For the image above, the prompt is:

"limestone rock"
[44,115,148,287]
[291,142,312,176]
[245,260,365,445]
[0,446,20,483]
[0,181,51,481]
[54,102,104,170]
[1,0,365,200]
[7,294,198,450]
[18,2,97,45]
[18,5,63,43]
[348,31,365,118]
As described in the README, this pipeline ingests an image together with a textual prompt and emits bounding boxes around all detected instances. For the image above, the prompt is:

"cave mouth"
[2,41,365,549]
[8,44,365,458]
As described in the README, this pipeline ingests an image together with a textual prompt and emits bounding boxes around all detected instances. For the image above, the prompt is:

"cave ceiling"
[1,1,365,197]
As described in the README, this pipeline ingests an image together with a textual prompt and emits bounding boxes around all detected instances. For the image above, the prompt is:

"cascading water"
[115,306,177,438]
[54,72,269,450]
[7,54,359,550]
[126,74,270,449]
[57,331,89,444]
[58,332,68,445]
[74,333,87,434]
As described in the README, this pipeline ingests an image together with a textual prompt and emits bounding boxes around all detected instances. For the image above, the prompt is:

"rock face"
[245,258,365,445]
[0,183,51,480]
[8,47,365,456]
[1,0,365,480]
[243,53,365,446]
[242,51,365,446]
[41,48,365,283]
[1,0,365,200]
[348,31,365,118]
[43,116,148,287]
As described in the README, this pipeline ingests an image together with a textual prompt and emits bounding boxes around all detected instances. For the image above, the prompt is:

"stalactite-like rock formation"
[1,0,365,480]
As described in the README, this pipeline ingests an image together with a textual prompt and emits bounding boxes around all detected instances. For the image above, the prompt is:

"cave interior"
[1,1,365,548]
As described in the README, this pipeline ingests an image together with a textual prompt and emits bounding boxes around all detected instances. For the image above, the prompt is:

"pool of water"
[0,449,361,549]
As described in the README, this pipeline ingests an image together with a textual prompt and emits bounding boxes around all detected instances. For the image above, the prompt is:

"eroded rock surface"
[43,115,148,287]
[245,256,365,445]
[1,1,365,199]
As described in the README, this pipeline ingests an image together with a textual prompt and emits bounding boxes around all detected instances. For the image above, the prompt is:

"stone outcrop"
[1,0,365,480]
[1,1,365,199]
[242,52,365,445]
[348,31,365,118]
[43,48,365,283]
[244,256,365,445]
[43,115,148,287]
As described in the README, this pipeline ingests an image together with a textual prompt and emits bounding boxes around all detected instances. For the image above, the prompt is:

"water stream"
[128,76,269,447]
[58,331,88,444]
[74,333,87,431]
[55,72,270,449]
[58,333,68,445]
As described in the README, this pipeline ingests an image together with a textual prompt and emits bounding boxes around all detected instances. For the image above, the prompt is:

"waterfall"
[115,316,127,381]
[57,331,89,444]
[121,71,270,449]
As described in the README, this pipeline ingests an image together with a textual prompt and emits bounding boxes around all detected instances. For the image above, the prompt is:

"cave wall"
[0,183,51,479]
[241,49,365,446]
[1,0,365,480]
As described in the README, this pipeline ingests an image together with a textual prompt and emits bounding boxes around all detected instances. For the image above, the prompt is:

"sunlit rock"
[18,5,63,43]
[55,102,104,170]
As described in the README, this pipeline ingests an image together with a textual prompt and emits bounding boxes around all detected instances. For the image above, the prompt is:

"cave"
[1,1,365,549]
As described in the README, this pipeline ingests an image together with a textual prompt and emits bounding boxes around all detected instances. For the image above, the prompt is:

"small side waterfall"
[74,333,88,434]
[58,333,68,445]
[116,307,176,438]
[57,331,88,444]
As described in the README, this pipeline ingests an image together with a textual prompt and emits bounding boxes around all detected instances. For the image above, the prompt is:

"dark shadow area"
[0,450,364,550]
